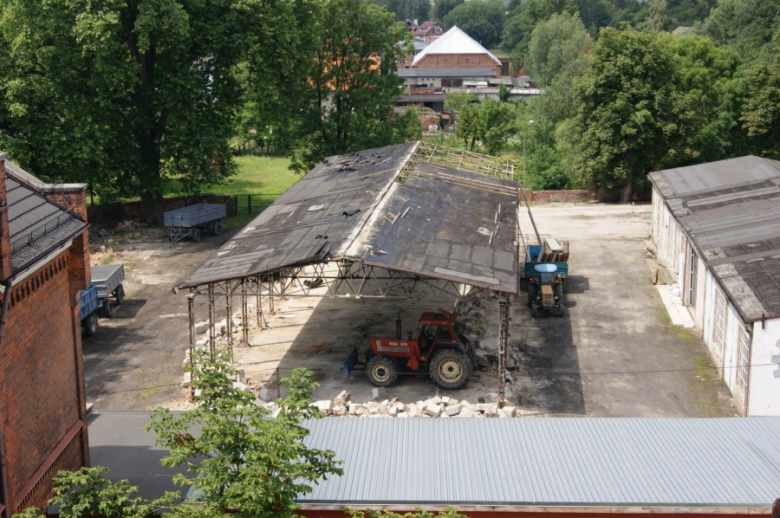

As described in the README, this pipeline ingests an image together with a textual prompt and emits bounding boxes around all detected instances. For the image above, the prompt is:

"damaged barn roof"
[180,141,519,293]
[649,155,780,322]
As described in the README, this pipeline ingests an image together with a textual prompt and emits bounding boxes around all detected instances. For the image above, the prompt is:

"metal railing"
[234,194,284,215]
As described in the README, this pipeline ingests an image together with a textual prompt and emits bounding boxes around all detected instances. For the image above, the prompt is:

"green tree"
[703,0,780,64]
[504,0,577,62]
[430,0,464,23]
[525,12,591,87]
[290,0,411,172]
[0,0,313,222]
[456,102,482,150]
[479,99,516,156]
[741,51,780,158]
[573,26,689,202]
[443,0,507,48]
[393,107,424,143]
[641,0,669,31]
[373,0,430,23]
[14,351,340,518]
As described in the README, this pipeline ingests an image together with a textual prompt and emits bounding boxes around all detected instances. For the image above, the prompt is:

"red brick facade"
[414,54,501,77]
[0,158,90,516]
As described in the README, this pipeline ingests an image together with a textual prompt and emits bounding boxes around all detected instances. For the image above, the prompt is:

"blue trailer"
[80,284,100,336]
[164,203,227,244]
[80,263,126,335]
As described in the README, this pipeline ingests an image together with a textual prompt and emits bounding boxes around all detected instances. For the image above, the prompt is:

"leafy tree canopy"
[290,0,412,172]
[443,0,507,49]
[703,0,780,64]
[573,26,690,201]
[525,12,591,86]
[372,0,431,23]
[429,0,464,22]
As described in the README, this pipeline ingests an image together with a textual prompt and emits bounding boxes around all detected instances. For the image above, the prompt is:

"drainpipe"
[0,279,12,518]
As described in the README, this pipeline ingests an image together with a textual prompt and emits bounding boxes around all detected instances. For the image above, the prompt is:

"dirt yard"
[85,203,736,417]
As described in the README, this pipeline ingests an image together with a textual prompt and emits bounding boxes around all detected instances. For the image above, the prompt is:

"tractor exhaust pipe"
[396,314,402,340]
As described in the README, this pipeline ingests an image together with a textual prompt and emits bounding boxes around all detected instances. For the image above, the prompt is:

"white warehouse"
[649,156,780,416]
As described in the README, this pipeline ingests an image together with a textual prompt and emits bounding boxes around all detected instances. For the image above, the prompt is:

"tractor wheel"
[115,284,125,305]
[527,285,536,307]
[430,349,471,390]
[366,356,398,387]
[531,304,538,319]
[555,283,564,302]
[556,305,564,318]
[83,313,98,337]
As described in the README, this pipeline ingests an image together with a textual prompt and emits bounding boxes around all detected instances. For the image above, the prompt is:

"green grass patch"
[691,356,732,417]
[489,48,510,59]
[202,156,298,196]
[224,213,258,229]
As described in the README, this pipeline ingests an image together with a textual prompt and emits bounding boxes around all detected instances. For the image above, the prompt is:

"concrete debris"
[315,400,333,414]
[259,387,272,402]
[335,390,352,405]
[371,388,380,400]
[424,403,442,417]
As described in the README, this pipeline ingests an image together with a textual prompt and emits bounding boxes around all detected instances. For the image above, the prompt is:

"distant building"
[411,26,501,76]
[671,26,694,35]
[413,21,444,43]
[649,156,780,416]
[0,154,91,516]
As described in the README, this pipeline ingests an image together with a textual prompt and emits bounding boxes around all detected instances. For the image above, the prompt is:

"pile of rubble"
[260,390,521,419]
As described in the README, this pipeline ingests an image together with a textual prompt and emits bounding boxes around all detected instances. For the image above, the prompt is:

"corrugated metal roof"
[412,27,501,66]
[180,142,519,292]
[394,94,447,103]
[649,156,780,321]
[301,417,780,507]
[3,159,87,275]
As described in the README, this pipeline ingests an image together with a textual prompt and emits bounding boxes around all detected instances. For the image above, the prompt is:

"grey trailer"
[91,263,126,317]
[163,203,227,244]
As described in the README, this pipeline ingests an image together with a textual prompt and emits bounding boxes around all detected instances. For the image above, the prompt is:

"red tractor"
[343,308,477,389]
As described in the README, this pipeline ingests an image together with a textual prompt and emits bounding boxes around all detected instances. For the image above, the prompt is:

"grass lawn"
[203,155,299,196]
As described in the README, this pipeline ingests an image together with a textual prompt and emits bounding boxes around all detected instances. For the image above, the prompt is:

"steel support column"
[241,280,249,344]
[187,294,196,398]
[208,284,216,358]
[498,296,509,408]
[226,284,233,356]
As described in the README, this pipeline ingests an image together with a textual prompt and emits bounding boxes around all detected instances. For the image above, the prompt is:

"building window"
[688,248,697,306]
[443,58,448,63]
[713,288,726,352]
[737,324,750,389]
[465,58,470,63]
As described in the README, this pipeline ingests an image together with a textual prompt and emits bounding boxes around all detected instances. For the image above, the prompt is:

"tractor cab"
[343,308,476,389]
[528,263,564,318]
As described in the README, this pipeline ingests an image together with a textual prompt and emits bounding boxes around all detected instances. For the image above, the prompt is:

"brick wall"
[1,253,87,512]
[413,54,501,76]
[521,189,593,203]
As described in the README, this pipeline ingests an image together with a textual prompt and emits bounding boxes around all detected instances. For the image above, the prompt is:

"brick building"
[413,21,444,43]
[0,154,91,517]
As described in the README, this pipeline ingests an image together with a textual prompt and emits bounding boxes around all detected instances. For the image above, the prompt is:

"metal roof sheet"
[3,161,87,275]
[649,156,780,321]
[301,417,780,507]
[412,27,501,66]
[180,142,519,293]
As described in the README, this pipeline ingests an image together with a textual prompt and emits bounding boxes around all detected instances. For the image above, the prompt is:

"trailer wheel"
[168,228,176,243]
[213,220,224,236]
[430,349,471,389]
[102,298,116,318]
[366,356,398,387]
[83,313,98,336]
[192,228,202,243]
[115,284,125,305]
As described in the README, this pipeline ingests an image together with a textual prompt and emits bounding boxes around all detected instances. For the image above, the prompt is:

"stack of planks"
[542,238,570,262]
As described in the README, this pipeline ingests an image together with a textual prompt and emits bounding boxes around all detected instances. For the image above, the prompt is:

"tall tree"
[525,12,591,87]
[573,26,689,202]
[503,0,577,60]
[372,0,430,23]
[478,99,516,156]
[0,0,314,222]
[429,0,464,23]
[703,0,780,64]
[741,38,780,158]
[456,102,481,151]
[443,0,507,49]
[290,0,411,173]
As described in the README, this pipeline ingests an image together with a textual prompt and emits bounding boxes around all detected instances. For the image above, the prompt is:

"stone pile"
[279,390,521,418]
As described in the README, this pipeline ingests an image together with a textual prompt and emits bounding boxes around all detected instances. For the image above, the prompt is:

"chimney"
[0,154,12,282]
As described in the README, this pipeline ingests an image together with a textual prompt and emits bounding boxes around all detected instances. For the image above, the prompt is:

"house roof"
[179,142,519,293]
[300,417,780,508]
[397,67,496,78]
[1,155,87,276]
[413,21,442,35]
[649,155,780,322]
[412,26,501,66]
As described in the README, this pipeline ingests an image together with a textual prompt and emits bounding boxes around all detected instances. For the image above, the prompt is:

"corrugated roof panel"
[649,156,780,320]
[300,418,780,507]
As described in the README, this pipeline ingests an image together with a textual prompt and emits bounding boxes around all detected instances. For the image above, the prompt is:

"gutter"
[0,279,12,518]
[297,504,774,515]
